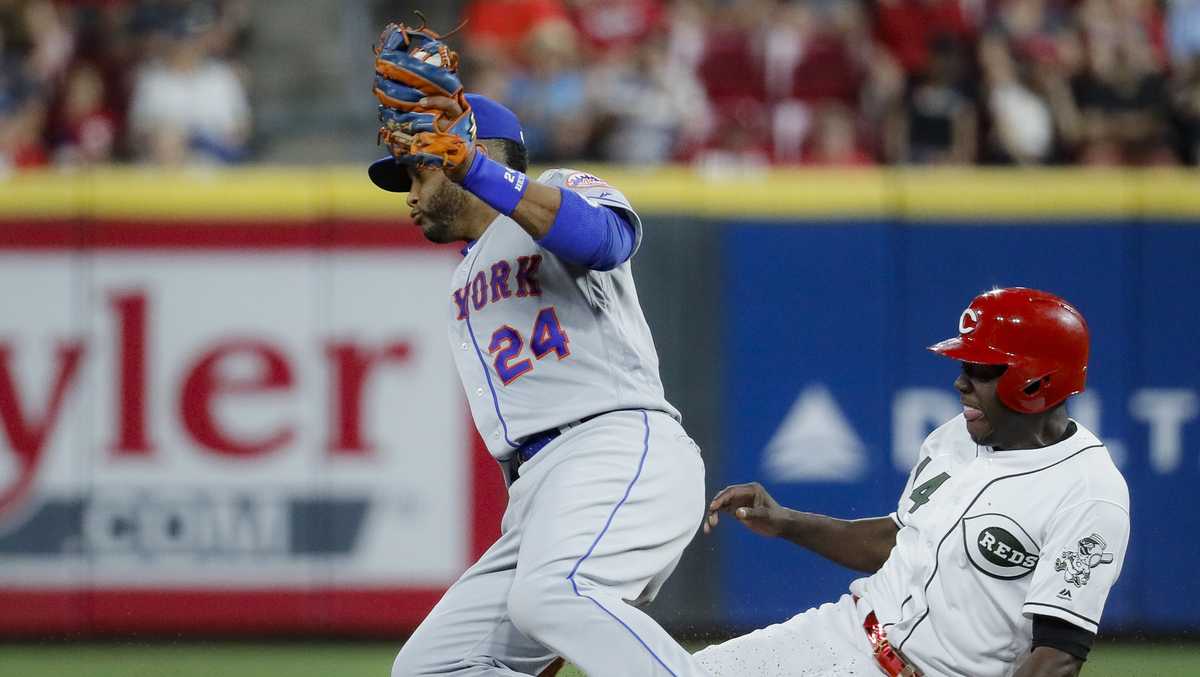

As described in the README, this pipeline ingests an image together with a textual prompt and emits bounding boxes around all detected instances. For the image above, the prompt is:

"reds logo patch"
[963,513,1040,580]
[565,172,609,189]
[959,308,981,335]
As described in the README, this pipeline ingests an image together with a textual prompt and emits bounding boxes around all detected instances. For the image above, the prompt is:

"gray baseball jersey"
[395,169,710,676]
[447,168,679,458]
[854,415,1130,676]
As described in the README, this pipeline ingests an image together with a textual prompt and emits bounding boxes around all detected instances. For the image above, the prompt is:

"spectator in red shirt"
[0,93,50,172]
[874,0,975,75]
[692,101,773,173]
[698,0,771,107]
[568,0,664,58]
[51,63,116,164]
[463,0,573,66]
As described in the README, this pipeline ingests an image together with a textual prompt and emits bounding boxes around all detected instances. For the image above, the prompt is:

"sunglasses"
[961,362,1008,382]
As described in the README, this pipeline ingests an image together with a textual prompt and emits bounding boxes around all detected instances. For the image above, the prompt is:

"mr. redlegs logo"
[0,290,411,520]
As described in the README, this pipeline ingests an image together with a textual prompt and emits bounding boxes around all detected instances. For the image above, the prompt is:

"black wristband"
[1032,614,1095,661]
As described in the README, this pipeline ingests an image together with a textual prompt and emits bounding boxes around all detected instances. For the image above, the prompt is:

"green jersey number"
[908,471,951,513]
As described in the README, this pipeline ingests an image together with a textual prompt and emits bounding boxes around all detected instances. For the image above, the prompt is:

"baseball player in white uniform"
[698,288,1129,677]
[369,78,707,675]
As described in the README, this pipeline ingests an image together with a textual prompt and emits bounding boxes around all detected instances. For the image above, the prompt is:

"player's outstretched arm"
[416,95,636,270]
[705,482,898,574]
[1011,647,1084,677]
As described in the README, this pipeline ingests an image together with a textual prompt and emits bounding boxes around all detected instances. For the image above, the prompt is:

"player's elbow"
[589,253,623,272]
[585,212,635,271]
[539,190,636,271]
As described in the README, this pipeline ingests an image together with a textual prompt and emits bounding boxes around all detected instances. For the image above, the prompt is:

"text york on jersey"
[453,255,543,320]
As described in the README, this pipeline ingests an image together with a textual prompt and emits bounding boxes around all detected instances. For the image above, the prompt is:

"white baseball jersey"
[852,415,1130,677]
[447,168,679,458]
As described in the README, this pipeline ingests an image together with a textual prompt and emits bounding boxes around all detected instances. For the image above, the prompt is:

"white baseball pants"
[694,594,881,677]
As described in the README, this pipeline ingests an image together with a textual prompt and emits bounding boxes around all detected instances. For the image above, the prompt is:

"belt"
[856,596,923,677]
[510,412,605,475]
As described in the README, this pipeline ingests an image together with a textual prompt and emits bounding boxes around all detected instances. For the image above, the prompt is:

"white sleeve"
[536,168,643,255]
[1022,499,1130,633]
[892,451,932,528]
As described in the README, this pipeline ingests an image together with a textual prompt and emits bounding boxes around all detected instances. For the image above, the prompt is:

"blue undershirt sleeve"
[536,188,637,271]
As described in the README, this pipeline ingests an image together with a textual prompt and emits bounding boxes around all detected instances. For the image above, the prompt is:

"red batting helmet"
[928,287,1089,414]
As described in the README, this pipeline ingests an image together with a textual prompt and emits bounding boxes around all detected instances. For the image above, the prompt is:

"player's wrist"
[774,508,801,538]
[458,150,529,216]
[778,508,827,542]
[446,144,475,182]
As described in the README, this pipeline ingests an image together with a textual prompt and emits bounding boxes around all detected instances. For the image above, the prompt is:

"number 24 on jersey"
[488,307,570,384]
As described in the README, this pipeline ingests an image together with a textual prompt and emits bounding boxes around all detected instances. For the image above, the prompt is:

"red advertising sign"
[0,221,505,635]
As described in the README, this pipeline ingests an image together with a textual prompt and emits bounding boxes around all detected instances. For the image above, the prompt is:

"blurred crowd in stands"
[2,0,1198,170]
[461,0,1200,167]
[0,0,249,172]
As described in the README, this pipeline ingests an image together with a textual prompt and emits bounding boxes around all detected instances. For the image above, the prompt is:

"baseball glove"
[373,13,476,171]
[377,105,475,170]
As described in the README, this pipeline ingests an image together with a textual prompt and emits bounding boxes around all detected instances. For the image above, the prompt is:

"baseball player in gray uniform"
[368,81,707,675]
[698,288,1129,677]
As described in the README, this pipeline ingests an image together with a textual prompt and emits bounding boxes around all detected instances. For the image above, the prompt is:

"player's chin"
[965,417,993,444]
[419,219,456,244]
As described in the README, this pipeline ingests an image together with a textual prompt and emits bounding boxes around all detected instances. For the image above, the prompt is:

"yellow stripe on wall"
[1135,170,1200,218]
[0,172,83,219]
[85,167,323,220]
[894,169,1139,219]
[1,167,1197,220]
[612,168,893,217]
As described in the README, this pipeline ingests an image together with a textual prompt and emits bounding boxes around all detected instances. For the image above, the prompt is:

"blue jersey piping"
[462,248,518,449]
[565,410,677,675]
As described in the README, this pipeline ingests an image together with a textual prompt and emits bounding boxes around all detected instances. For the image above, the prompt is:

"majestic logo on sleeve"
[963,513,1040,579]
[1055,533,1114,588]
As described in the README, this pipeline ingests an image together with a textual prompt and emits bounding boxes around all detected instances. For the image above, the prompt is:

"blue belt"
[511,412,607,472]
[515,428,562,465]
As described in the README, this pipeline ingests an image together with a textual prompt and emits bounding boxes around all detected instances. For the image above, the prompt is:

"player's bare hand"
[412,95,476,181]
[418,96,465,130]
[704,482,787,538]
